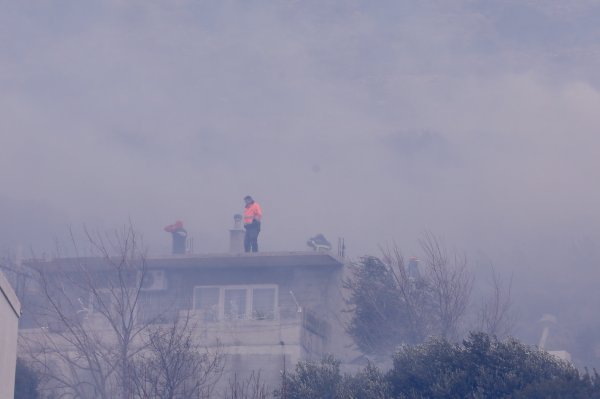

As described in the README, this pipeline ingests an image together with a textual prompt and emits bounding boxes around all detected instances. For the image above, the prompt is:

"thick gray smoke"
[2,0,600,360]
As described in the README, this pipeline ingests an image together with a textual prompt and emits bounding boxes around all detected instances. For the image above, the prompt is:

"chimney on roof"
[229,214,244,253]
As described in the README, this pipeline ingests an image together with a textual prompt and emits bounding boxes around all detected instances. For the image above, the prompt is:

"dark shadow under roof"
[147,251,344,269]
[26,251,344,271]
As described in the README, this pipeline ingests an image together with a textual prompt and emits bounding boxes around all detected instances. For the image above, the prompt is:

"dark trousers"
[244,222,260,252]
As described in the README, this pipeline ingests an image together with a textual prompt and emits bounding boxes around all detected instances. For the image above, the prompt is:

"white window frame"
[192,284,278,321]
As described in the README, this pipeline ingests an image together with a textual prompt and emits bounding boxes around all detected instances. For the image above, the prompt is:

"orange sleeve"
[252,203,262,219]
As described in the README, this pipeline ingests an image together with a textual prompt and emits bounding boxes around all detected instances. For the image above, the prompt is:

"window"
[252,288,276,320]
[224,288,247,320]
[192,285,278,321]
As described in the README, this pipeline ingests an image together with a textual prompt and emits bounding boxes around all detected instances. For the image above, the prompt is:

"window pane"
[224,289,246,320]
[252,288,276,320]
[194,287,219,321]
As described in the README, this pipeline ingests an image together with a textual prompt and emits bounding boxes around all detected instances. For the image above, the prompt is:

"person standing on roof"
[164,220,187,255]
[243,195,262,253]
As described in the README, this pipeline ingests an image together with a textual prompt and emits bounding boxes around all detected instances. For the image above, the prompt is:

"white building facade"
[0,270,21,399]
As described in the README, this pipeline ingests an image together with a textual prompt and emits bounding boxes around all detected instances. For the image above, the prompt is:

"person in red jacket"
[164,220,187,255]
[243,195,262,252]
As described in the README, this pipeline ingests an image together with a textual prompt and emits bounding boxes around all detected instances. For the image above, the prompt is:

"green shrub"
[388,332,600,398]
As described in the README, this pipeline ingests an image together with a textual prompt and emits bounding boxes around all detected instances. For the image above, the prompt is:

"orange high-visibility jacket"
[243,202,262,225]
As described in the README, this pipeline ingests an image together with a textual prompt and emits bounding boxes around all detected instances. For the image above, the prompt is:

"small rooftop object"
[307,234,332,252]
[230,214,245,253]
[233,214,243,229]
[164,220,187,255]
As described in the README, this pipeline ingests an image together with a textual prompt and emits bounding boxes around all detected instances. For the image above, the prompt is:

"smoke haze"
[2,0,600,360]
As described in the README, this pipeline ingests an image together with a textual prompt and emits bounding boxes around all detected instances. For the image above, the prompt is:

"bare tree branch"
[344,233,476,355]
[224,371,270,399]
[476,264,515,338]
[21,223,224,399]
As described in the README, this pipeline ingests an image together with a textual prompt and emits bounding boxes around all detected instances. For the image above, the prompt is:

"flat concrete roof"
[148,251,344,269]
[26,251,344,271]
[0,271,21,318]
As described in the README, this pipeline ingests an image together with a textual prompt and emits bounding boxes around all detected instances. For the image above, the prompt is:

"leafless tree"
[380,234,472,341]
[20,225,223,399]
[475,265,515,338]
[345,233,474,355]
[379,246,433,344]
[418,232,473,340]
[130,315,224,399]
[223,371,271,399]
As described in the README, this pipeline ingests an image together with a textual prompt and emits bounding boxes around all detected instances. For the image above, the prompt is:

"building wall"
[20,253,347,396]
[143,259,346,392]
[290,266,348,357]
[0,271,21,399]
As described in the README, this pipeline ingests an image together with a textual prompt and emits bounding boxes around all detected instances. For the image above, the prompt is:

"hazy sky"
[2,0,600,345]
